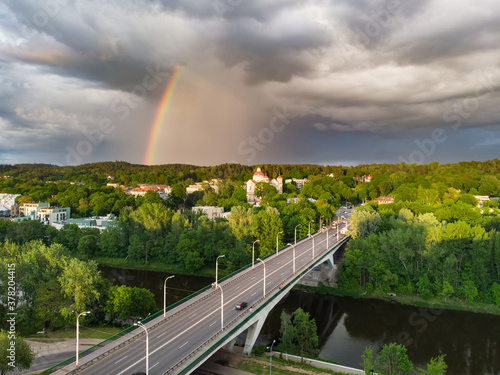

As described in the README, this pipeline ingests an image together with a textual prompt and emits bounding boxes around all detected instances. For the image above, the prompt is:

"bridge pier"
[243,317,266,355]
[325,252,335,268]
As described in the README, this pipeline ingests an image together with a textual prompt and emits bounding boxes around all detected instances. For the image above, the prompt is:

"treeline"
[0,240,157,334]
[339,203,500,306]
[0,194,327,273]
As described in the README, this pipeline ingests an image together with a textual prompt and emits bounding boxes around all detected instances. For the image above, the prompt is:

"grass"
[236,356,347,375]
[26,326,122,340]
[94,257,228,279]
[295,284,500,316]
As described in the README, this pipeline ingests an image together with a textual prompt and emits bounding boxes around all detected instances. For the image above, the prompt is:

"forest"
[1,159,500,335]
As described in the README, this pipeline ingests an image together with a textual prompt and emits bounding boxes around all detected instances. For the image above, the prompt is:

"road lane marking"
[251,292,256,297]
[209,321,217,327]
[179,341,188,349]
[158,332,167,337]
[114,356,128,364]
[191,313,197,317]
[116,233,348,375]
[151,362,159,369]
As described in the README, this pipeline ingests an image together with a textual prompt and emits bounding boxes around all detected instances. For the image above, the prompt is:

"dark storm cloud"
[1,0,499,165]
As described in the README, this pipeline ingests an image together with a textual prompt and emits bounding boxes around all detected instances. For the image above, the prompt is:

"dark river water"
[99,266,500,375]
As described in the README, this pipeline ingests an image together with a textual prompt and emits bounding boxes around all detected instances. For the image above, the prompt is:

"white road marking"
[209,321,217,327]
[151,362,160,369]
[157,332,167,338]
[114,356,128,364]
[191,313,197,317]
[179,341,188,349]
[251,292,257,297]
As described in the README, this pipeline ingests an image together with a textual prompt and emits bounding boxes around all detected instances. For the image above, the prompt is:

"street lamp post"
[252,240,260,269]
[76,311,90,368]
[133,322,149,375]
[257,258,266,297]
[294,224,301,245]
[312,235,315,260]
[163,275,175,320]
[308,220,313,236]
[267,339,276,375]
[319,215,323,231]
[327,227,329,249]
[217,284,224,331]
[276,231,283,254]
[337,222,339,241]
[287,243,296,274]
[215,255,225,288]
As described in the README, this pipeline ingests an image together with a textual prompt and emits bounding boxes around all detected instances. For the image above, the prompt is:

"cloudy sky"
[1,0,499,167]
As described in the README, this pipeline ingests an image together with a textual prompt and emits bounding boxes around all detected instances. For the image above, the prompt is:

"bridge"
[50,223,350,375]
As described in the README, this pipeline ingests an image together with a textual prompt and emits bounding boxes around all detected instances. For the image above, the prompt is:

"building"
[0,193,20,209]
[52,214,115,231]
[246,167,283,203]
[192,206,224,220]
[9,204,20,217]
[129,186,170,199]
[0,205,10,217]
[186,180,220,195]
[373,196,395,205]
[474,195,490,207]
[284,178,308,190]
[18,202,70,224]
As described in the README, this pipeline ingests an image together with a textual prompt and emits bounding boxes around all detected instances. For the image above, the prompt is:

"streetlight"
[267,339,276,375]
[133,322,149,375]
[319,215,323,231]
[326,226,330,250]
[308,220,313,236]
[163,275,175,320]
[215,255,225,288]
[276,231,283,254]
[286,243,296,274]
[76,311,90,368]
[218,284,224,331]
[252,240,260,269]
[294,224,301,245]
[310,235,315,260]
[257,258,266,297]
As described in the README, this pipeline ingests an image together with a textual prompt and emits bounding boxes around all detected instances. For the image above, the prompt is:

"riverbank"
[95,257,230,279]
[295,283,500,316]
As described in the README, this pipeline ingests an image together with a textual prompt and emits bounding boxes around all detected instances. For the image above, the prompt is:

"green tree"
[105,285,157,322]
[0,330,36,375]
[58,259,103,317]
[276,311,294,355]
[491,282,500,307]
[291,308,319,362]
[348,207,382,238]
[441,281,454,302]
[416,355,447,375]
[361,346,375,374]
[376,343,413,375]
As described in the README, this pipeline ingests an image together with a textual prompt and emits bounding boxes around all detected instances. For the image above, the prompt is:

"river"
[99,266,500,375]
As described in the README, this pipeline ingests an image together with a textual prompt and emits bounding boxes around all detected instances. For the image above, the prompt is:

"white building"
[246,167,283,203]
[284,178,308,190]
[192,206,224,220]
[0,193,20,209]
[52,214,115,231]
[18,202,70,224]
[129,186,170,199]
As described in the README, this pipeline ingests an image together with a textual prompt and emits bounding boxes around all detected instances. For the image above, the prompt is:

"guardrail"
[44,232,348,374]
[167,235,350,374]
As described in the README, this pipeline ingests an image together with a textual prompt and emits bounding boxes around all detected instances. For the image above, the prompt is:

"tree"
[416,355,447,375]
[58,259,103,317]
[441,281,454,302]
[0,330,36,375]
[459,280,478,304]
[376,343,413,375]
[361,346,375,374]
[348,207,382,238]
[105,285,157,322]
[291,308,319,362]
[276,311,294,355]
[491,282,500,307]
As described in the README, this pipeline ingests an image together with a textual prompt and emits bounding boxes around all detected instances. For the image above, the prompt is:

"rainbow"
[144,65,184,165]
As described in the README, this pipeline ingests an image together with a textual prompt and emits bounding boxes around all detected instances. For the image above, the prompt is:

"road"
[74,216,350,375]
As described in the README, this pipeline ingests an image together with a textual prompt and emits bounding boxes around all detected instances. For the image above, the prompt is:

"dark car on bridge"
[235,302,248,310]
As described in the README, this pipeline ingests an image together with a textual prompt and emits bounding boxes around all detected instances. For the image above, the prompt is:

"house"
[52,214,115,231]
[474,195,490,207]
[373,196,395,205]
[0,193,20,210]
[284,178,308,190]
[129,185,170,199]
[192,206,224,220]
[186,180,221,194]
[0,205,10,217]
[246,167,283,203]
[18,202,71,224]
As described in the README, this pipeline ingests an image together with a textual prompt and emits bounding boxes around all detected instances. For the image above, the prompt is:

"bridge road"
[75,222,349,375]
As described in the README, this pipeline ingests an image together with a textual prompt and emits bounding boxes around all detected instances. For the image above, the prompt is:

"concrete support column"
[225,337,238,352]
[243,317,266,355]
[325,252,335,268]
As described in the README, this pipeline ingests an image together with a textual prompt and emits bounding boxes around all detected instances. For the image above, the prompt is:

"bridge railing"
[166,235,350,374]
[43,231,336,374]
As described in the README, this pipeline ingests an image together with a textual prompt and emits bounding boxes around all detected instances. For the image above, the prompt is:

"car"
[344,211,347,214]
[235,302,248,310]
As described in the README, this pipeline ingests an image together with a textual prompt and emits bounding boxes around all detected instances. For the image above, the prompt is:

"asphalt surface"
[71,215,350,375]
